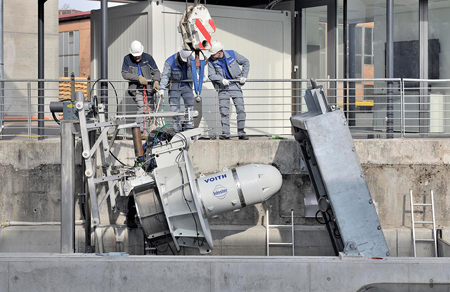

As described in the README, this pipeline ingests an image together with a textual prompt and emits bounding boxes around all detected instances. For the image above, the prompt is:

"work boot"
[219,135,230,140]
[239,135,249,140]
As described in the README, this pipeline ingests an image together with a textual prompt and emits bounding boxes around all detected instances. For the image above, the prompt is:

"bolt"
[386,252,390,256]
[350,243,356,249]
[377,225,381,230]
[327,277,331,282]
[344,121,347,125]
[369,199,373,204]
[352,147,356,152]
[360,173,364,178]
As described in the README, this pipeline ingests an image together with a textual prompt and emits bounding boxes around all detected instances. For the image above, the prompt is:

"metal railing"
[1,77,449,140]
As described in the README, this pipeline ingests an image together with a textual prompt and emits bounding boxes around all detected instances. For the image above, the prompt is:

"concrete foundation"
[1,138,449,256]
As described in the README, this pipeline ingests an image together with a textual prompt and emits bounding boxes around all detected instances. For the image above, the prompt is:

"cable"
[90,79,119,114]
[109,149,132,167]
[315,209,331,225]
[52,111,61,125]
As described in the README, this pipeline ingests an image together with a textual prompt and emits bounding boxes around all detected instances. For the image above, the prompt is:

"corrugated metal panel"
[91,3,151,116]
[92,2,291,135]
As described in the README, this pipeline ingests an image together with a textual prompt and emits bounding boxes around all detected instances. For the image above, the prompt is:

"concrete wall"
[4,0,59,116]
[1,138,449,256]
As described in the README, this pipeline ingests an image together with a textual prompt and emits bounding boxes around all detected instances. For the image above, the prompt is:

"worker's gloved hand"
[239,77,247,85]
[158,89,165,98]
[138,75,148,85]
[222,79,230,86]
[153,81,160,91]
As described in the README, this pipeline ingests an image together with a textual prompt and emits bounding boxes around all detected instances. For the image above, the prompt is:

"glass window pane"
[355,26,363,55]
[365,27,373,55]
[364,56,373,65]
[429,0,448,79]
[355,55,362,78]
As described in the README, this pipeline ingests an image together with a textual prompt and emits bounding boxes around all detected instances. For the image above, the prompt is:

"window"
[364,27,374,65]
[69,31,74,44]
[355,26,363,78]
[64,67,69,77]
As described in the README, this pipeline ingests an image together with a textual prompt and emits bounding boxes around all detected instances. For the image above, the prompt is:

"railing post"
[70,72,75,102]
[401,80,405,138]
[87,76,91,102]
[27,81,31,140]
[215,90,219,139]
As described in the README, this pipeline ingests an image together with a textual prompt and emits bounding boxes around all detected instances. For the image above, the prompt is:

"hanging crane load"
[178,0,216,51]
[178,0,216,99]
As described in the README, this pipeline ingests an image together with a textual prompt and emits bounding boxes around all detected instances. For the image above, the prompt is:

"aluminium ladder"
[410,189,437,257]
[266,209,294,256]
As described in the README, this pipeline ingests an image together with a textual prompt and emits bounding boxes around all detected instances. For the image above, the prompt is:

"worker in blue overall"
[159,48,195,132]
[208,41,250,140]
[121,40,161,134]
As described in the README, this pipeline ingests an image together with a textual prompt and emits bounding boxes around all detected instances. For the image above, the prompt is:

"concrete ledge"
[0,254,450,292]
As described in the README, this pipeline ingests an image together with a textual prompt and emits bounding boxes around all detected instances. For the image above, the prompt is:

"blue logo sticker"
[204,174,227,183]
[213,185,227,200]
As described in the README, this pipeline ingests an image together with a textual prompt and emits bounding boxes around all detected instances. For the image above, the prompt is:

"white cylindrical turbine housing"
[197,164,282,217]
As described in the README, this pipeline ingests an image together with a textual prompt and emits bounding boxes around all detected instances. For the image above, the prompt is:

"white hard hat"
[209,41,224,55]
[178,48,192,62]
[129,40,144,57]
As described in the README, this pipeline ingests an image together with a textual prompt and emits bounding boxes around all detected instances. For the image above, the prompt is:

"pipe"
[2,220,85,227]
[38,0,45,140]
[132,127,144,157]
[101,0,108,114]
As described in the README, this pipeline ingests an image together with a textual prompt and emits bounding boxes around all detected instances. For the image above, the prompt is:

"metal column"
[419,0,429,134]
[348,23,356,127]
[101,0,108,114]
[61,121,75,253]
[38,0,46,140]
[343,0,348,117]
[386,0,394,138]
[0,0,4,135]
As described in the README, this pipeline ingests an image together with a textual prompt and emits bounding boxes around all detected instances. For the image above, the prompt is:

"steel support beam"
[61,121,75,253]
[101,0,108,114]
[0,0,4,135]
[38,0,45,139]
[348,23,356,127]
[386,0,394,138]
[419,0,429,134]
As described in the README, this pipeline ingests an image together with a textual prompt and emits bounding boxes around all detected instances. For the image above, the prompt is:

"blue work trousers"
[218,84,246,137]
[169,86,194,132]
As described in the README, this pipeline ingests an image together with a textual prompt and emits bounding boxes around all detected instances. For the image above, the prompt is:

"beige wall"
[3,0,59,116]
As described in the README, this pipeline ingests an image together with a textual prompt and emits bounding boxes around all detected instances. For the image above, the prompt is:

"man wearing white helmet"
[159,48,195,132]
[121,40,161,133]
[208,40,250,140]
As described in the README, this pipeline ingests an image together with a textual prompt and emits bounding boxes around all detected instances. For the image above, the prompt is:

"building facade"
[59,11,91,78]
